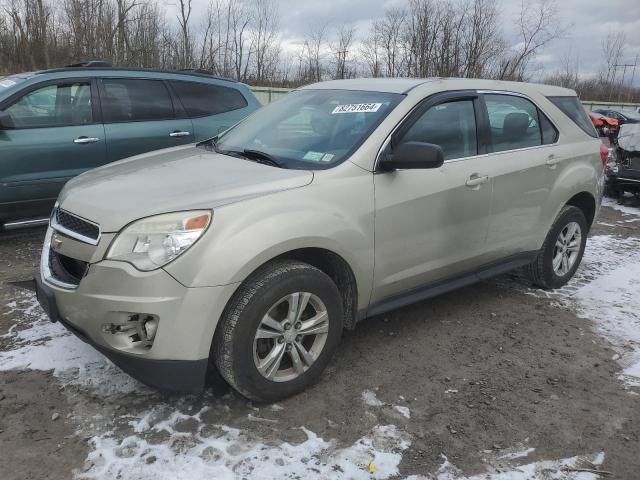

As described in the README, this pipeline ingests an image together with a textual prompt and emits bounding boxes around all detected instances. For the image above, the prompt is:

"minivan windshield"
[0,74,30,92]
[212,89,403,169]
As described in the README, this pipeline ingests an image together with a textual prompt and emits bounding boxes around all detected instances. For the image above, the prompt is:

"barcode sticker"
[332,103,382,114]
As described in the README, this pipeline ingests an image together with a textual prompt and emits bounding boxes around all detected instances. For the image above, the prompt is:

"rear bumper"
[35,273,211,392]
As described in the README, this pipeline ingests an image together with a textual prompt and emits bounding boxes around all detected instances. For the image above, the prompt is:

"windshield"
[213,89,403,169]
[0,74,29,93]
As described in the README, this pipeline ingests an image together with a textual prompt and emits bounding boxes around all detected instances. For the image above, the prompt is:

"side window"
[5,82,93,128]
[101,79,174,123]
[539,112,558,144]
[485,94,541,152]
[398,99,477,160]
[170,81,247,117]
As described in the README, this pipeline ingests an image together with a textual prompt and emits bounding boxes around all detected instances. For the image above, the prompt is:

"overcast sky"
[185,0,640,85]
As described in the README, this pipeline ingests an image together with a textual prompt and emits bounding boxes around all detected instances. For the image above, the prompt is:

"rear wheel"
[526,206,588,289]
[213,260,343,402]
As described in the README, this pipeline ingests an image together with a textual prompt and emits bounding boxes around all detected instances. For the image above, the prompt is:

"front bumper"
[36,273,208,391]
[36,224,240,391]
[35,274,209,391]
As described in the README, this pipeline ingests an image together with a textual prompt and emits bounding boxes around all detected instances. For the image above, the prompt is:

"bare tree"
[330,23,355,79]
[601,31,625,85]
[250,0,280,83]
[175,0,192,68]
[360,20,382,77]
[299,23,327,82]
[379,7,406,77]
[1,0,638,102]
[497,0,564,80]
[460,0,504,78]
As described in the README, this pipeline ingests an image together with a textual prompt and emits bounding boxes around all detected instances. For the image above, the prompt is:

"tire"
[213,260,343,402]
[526,206,588,289]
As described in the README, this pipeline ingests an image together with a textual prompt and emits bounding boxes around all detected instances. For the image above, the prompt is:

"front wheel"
[526,206,588,289]
[213,260,343,402]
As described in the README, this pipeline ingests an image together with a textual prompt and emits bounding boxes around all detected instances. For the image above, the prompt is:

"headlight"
[106,211,211,271]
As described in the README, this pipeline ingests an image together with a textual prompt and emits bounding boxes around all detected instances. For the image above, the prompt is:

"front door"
[372,93,493,303]
[98,78,194,162]
[0,79,106,221]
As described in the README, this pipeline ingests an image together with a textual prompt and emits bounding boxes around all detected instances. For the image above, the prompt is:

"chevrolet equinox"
[35,78,606,402]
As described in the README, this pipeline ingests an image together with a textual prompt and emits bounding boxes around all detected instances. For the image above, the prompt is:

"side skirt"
[364,251,539,319]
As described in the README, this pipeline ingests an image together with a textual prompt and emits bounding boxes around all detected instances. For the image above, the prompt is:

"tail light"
[599,144,608,168]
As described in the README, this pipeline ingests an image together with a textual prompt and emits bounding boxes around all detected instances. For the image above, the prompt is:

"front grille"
[49,248,89,286]
[55,209,100,241]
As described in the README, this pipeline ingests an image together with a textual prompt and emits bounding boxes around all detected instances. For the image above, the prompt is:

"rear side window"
[399,99,477,160]
[548,96,598,138]
[170,81,247,117]
[101,79,174,123]
[485,94,543,152]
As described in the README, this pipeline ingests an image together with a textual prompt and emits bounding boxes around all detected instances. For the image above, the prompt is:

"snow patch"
[407,452,605,479]
[362,389,384,407]
[602,196,640,217]
[78,410,410,480]
[509,232,640,387]
[497,447,535,460]
[393,405,411,419]
[0,290,145,395]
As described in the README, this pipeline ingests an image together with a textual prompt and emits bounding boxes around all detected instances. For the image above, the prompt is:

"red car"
[588,111,619,140]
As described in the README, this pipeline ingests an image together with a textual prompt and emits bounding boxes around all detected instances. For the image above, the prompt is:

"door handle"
[73,136,100,144]
[546,154,561,168]
[169,131,191,138]
[465,173,489,188]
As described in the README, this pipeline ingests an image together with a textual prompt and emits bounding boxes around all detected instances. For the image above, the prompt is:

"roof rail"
[66,61,112,68]
[33,65,236,83]
[179,68,214,75]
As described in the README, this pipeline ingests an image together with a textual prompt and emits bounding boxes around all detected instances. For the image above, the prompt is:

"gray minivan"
[0,65,261,229]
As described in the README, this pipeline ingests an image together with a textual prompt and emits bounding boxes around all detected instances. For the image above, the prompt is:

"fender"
[537,141,601,247]
[164,162,376,311]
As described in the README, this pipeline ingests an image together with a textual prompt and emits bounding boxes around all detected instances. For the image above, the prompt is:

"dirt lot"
[1,198,639,480]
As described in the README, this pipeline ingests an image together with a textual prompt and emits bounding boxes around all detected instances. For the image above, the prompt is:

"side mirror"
[0,110,14,129]
[379,141,444,171]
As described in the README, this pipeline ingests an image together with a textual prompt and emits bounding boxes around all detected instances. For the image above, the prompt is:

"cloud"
[187,0,640,86]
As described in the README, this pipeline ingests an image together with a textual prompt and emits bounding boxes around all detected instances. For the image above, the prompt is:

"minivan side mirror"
[0,110,14,129]
[379,141,445,171]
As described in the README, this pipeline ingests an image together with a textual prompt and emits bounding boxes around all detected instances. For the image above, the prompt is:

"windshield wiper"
[242,149,284,168]
[214,146,284,168]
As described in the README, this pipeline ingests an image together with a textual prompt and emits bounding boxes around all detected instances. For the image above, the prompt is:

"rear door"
[99,78,194,161]
[0,78,106,221]
[479,92,560,258]
[168,80,251,141]
[372,92,493,302]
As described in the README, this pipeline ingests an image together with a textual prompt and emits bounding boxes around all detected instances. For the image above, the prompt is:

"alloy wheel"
[552,221,582,276]
[253,292,329,382]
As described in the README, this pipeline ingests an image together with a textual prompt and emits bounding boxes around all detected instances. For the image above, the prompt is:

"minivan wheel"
[213,260,343,402]
[526,206,588,289]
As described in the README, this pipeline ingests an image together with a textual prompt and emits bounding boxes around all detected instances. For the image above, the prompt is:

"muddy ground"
[0,200,639,480]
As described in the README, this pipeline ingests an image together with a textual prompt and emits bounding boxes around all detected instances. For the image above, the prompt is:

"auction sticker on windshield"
[332,103,382,114]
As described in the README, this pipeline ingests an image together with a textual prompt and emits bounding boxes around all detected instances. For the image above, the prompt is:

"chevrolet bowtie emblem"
[51,234,63,249]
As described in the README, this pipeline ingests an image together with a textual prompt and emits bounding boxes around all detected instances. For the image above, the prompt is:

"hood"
[58,145,313,232]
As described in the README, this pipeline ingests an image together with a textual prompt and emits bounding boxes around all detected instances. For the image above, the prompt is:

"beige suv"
[35,78,606,401]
